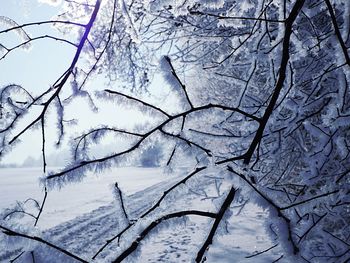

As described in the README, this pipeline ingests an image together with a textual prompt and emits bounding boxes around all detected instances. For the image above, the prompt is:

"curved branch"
[46,99,258,180]
[0,20,85,35]
[112,210,217,263]
[227,166,299,254]
[160,129,212,156]
[0,225,88,263]
[34,187,48,227]
[7,0,102,151]
[92,167,206,259]
[1,35,78,61]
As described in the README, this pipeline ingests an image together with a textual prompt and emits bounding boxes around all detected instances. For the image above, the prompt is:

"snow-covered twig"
[112,210,217,262]
[227,166,299,255]
[114,183,129,222]
[92,166,207,259]
[324,0,350,67]
[196,187,236,262]
[0,225,88,263]
[4,0,102,173]
[245,243,278,258]
[34,188,48,227]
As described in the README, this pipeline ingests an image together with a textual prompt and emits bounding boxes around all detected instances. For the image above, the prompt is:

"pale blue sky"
[0,1,169,166]
[0,0,75,93]
[0,1,77,165]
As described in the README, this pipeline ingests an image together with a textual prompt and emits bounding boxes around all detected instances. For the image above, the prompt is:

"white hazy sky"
[0,1,160,165]
[0,1,69,164]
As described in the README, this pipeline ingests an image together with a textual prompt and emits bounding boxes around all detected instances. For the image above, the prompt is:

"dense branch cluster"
[0,0,349,262]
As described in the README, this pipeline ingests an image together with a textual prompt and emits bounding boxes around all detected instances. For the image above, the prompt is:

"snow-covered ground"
[0,167,287,262]
[0,167,170,228]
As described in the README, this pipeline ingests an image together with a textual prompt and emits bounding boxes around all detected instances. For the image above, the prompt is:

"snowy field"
[0,167,286,262]
[0,167,169,228]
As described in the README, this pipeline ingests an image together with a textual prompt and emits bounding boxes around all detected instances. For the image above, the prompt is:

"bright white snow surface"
[0,167,169,229]
[0,167,286,262]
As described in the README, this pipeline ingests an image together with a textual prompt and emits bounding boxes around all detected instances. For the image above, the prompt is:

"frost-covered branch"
[45,97,259,180]
[77,0,118,91]
[105,89,171,117]
[188,10,285,23]
[0,225,88,263]
[245,243,278,258]
[92,167,206,259]
[162,56,194,109]
[196,187,236,262]
[160,129,212,156]
[0,20,85,35]
[114,183,129,222]
[2,187,48,227]
[34,188,47,227]
[112,210,217,262]
[280,190,339,211]
[0,35,78,60]
[324,0,350,66]
[242,0,305,165]
[3,0,102,172]
[227,166,299,254]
